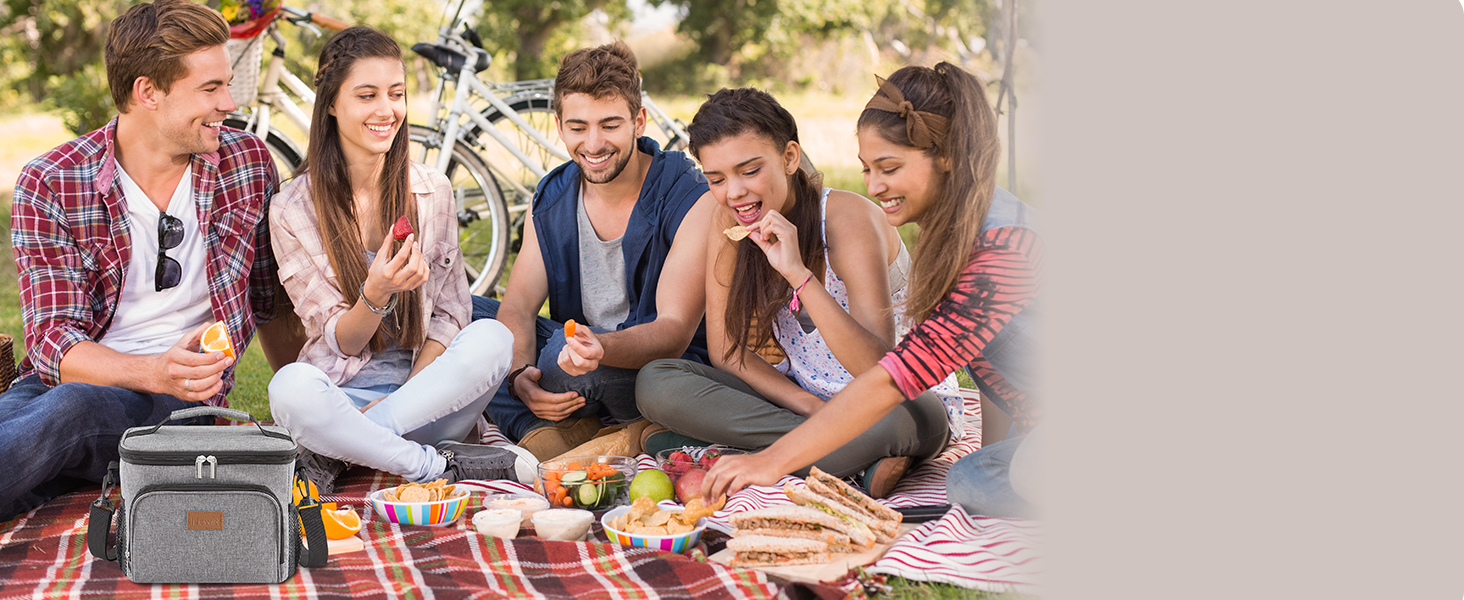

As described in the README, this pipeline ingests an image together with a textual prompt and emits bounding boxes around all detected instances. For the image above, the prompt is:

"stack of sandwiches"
[725,467,904,567]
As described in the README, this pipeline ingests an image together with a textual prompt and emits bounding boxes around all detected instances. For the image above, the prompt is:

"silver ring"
[184,379,192,392]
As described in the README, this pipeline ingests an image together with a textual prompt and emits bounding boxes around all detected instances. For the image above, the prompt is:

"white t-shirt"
[97,163,213,355]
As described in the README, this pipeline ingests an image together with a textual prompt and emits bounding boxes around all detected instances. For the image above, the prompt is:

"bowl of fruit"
[537,455,637,511]
[655,446,748,500]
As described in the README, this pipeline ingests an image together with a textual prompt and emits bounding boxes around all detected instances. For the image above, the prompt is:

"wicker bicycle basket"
[225,34,266,108]
[0,333,17,394]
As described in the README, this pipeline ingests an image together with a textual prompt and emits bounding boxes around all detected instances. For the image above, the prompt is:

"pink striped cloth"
[869,509,1041,594]
[475,389,1041,592]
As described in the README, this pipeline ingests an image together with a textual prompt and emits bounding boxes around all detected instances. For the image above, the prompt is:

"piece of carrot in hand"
[565,319,576,340]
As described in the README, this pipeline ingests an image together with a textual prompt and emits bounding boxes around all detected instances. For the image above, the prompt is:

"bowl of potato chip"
[601,495,725,553]
[368,479,469,526]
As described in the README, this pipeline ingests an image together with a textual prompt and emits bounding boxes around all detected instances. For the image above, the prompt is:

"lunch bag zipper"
[119,448,295,465]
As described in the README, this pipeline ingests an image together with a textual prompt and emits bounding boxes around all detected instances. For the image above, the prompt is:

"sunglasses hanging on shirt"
[155,212,184,291]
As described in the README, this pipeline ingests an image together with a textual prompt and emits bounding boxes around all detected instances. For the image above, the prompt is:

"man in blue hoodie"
[472,41,713,460]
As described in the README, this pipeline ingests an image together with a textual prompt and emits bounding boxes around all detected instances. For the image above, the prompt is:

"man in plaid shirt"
[0,0,293,522]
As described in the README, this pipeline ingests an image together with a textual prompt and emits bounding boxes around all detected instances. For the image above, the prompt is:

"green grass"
[885,578,1023,600]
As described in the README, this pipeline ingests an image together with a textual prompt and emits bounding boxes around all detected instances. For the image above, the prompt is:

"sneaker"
[436,441,521,483]
[297,449,348,496]
[861,456,914,499]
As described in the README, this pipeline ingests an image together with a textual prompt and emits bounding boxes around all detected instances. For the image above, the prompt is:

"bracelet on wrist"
[359,282,397,316]
[505,364,534,402]
[788,272,814,313]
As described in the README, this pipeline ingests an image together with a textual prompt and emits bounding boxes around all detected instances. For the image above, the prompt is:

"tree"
[648,0,869,79]
[473,0,631,81]
[1,0,128,134]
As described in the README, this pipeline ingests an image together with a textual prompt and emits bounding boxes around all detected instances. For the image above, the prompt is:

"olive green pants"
[635,358,949,479]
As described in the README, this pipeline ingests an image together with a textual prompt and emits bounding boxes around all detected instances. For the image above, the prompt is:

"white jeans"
[269,319,513,482]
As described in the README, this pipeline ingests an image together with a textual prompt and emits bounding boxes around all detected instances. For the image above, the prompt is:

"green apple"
[628,468,675,504]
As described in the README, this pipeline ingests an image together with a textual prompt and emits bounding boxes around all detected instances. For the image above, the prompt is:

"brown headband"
[863,75,950,150]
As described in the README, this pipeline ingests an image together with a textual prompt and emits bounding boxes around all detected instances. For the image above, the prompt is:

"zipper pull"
[207,455,217,479]
[196,455,207,479]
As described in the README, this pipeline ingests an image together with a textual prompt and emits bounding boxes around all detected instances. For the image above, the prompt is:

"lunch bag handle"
[126,406,293,442]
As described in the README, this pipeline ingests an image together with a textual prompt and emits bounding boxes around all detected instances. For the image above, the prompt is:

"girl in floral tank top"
[636,88,951,496]
[772,190,965,440]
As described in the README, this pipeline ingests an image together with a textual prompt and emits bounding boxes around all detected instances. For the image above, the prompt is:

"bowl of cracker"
[601,495,724,553]
[368,479,469,526]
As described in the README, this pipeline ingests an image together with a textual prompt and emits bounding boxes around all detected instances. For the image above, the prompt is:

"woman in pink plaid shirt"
[266,27,534,493]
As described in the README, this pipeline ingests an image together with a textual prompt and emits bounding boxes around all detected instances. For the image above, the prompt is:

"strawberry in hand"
[392,215,414,241]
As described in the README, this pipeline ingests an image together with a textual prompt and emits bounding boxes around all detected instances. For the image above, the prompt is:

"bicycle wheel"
[223,117,304,178]
[473,93,563,208]
[408,124,510,297]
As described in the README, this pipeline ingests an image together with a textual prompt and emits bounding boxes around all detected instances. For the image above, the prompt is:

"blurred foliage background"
[0,0,1034,423]
[0,0,1036,136]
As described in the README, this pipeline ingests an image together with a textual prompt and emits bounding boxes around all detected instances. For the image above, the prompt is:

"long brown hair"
[687,88,825,363]
[858,63,1000,324]
[300,27,423,352]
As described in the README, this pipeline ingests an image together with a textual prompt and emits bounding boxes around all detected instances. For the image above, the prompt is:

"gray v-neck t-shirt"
[576,187,630,329]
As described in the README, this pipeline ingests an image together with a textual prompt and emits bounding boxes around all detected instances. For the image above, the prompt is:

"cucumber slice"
[561,471,588,485]
[576,482,600,506]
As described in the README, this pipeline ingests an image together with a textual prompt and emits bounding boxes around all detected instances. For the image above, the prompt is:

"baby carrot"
[565,319,576,340]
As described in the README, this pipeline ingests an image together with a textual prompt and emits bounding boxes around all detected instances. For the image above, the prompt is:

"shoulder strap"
[819,187,834,276]
[87,462,120,561]
[294,471,329,568]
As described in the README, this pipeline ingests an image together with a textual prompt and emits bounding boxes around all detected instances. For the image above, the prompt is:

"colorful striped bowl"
[600,505,706,553]
[368,488,469,526]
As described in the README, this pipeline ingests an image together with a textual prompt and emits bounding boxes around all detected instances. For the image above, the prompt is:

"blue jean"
[269,319,513,482]
[471,296,640,442]
[0,375,207,522]
[947,433,1031,518]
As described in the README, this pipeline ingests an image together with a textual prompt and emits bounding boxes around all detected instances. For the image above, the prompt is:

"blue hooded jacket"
[531,136,710,364]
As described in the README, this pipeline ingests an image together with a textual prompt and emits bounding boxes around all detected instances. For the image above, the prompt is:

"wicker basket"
[0,334,17,394]
[225,34,266,108]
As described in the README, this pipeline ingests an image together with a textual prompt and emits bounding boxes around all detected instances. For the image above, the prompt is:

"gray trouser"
[636,358,949,479]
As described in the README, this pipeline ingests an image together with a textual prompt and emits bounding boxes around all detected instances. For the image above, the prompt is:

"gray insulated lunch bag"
[87,406,328,584]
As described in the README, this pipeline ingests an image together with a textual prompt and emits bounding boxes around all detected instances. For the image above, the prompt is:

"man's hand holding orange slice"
[557,319,604,377]
[159,320,235,402]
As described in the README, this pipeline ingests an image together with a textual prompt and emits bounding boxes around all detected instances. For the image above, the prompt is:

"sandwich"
[726,535,829,567]
[729,505,866,552]
[784,466,903,544]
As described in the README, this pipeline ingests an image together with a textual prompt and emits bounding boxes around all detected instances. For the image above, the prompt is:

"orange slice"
[201,321,235,359]
[321,507,362,540]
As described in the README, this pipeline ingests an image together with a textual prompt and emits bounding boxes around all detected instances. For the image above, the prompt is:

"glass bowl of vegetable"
[536,455,637,511]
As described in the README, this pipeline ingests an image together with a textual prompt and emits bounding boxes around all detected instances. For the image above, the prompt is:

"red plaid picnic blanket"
[0,469,778,599]
[1,390,1034,596]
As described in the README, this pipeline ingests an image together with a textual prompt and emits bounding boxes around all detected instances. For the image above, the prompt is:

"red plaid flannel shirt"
[9,119,280,405]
